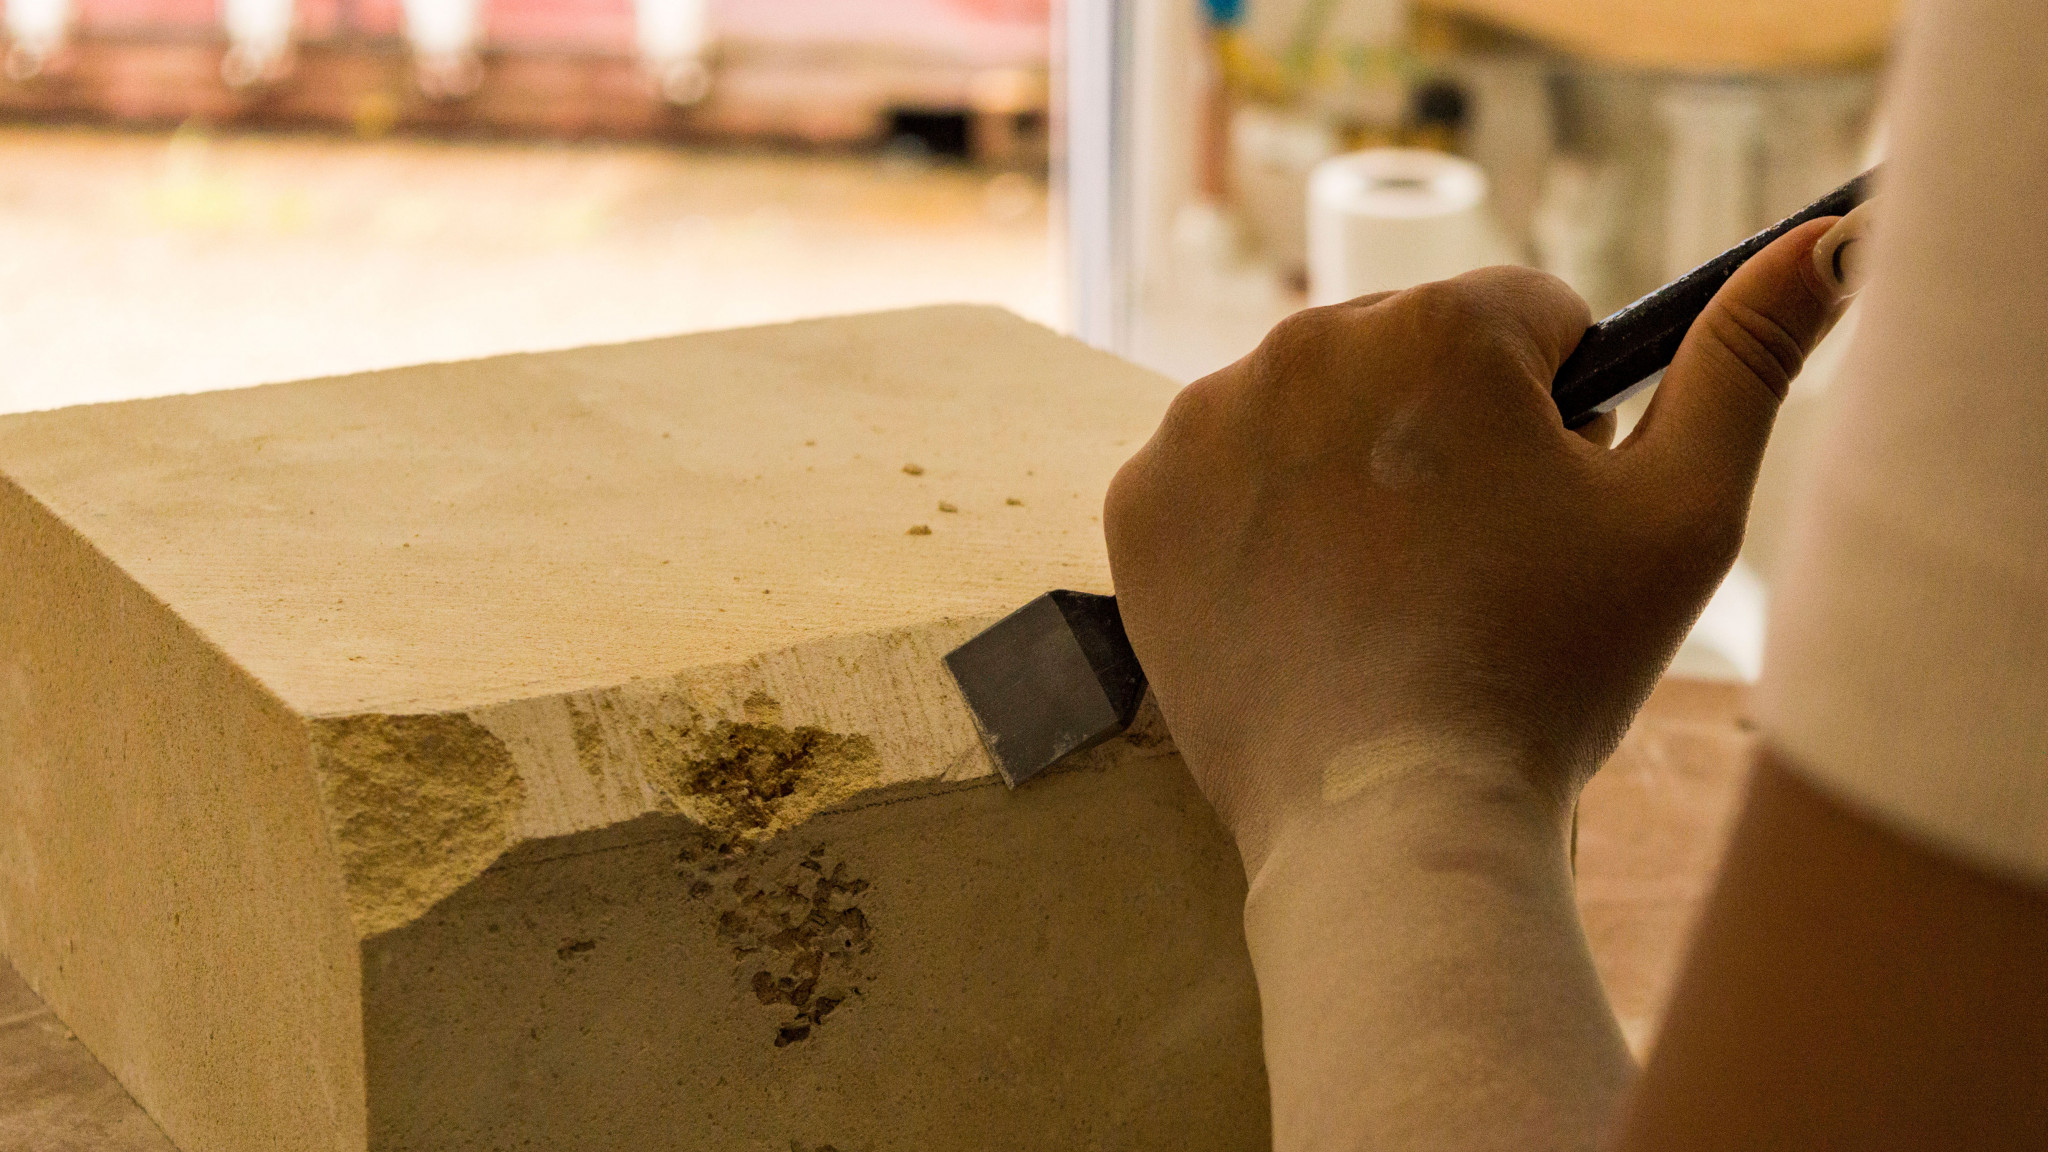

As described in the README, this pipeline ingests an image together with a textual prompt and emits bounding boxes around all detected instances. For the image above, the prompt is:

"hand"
[1105,219,1851,876]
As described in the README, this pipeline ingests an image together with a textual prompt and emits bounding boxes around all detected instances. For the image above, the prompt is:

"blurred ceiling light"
[403,0,483,99]
[220,0,295,87]
[636,0,712,105]
[3,0,69,80]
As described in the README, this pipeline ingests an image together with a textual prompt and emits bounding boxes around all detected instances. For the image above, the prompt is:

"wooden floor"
[0,677,1752,1146]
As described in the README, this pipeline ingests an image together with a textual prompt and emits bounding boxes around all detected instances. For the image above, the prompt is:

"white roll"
[1306,148,1512,306]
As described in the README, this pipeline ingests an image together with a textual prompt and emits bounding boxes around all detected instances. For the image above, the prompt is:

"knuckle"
[1122,375,1233,502]
[1398,278,1489,332]
[1397,270,1598,390]
[1693,515,1747,578]
[1255,304,1348,365]
[1388,280,1535,392]
[1102,460,1144,542]
[1503,263,1574,296]
[1103,449,1173,559]
[1158,373,1226,439]
[1400,278,1519,360]
[1246,304,1376,405]
[1502,266,1595,332]
[1472,262,1572,302]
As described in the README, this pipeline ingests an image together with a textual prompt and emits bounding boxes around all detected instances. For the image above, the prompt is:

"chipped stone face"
[664,721,880,841]
[311,692,888,942]
[312,714,528,937]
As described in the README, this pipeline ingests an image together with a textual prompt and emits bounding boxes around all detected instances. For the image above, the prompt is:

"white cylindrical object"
[5,0,71,78]
[635,0,707,64]
[403,0,483,97]
[221,0,295,85]
[1307,148,1509,306]
[402,0,477,59]
[636,0,713,103]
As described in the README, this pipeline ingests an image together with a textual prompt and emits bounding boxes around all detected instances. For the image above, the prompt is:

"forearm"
[1242,759,1634,1152]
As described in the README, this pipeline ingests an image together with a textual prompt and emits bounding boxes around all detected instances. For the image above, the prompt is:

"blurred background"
[0,0,1898,682]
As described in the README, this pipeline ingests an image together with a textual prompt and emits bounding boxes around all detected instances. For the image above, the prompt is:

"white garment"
[1760,0,2048,883]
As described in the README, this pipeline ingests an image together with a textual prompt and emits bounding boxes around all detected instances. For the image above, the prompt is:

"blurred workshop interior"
[0,0,1898,673]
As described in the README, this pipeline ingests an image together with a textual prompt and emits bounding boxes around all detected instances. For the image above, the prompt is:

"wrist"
[1230,726,1575,883]
[1241,749,1584,1029]
[1236,740,1628,1152]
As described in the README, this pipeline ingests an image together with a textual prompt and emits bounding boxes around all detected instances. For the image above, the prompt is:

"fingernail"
[1812,200,1875,297]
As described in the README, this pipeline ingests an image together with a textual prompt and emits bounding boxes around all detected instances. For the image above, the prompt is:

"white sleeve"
[1759,0,2048,883]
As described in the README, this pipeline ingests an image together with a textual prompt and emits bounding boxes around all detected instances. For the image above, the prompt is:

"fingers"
[1623,216,1853,510]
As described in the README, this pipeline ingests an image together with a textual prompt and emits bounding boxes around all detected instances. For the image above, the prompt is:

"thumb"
[1623,215,1851,508]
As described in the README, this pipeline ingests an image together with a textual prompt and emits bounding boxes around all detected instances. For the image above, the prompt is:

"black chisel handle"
[1550,165,1879,429]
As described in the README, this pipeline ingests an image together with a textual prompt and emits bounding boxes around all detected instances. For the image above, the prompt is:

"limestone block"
[0,307,1267,1152]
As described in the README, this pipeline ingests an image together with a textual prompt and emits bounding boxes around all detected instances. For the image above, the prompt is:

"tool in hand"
[946,166,1880,788]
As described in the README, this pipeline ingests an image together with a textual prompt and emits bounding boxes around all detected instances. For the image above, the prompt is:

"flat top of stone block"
[0,306,1175,716]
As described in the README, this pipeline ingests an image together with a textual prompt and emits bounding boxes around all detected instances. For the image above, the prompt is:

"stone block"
[0,307,1267,1152]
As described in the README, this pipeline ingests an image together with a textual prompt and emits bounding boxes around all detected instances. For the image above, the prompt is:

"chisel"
[945,165,1879,788]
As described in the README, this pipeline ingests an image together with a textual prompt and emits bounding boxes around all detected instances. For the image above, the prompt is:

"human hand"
[1105,218,1854,876]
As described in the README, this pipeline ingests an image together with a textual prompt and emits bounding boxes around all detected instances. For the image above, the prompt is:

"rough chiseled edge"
[306,617,1020,941]
[309,713,530,940]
